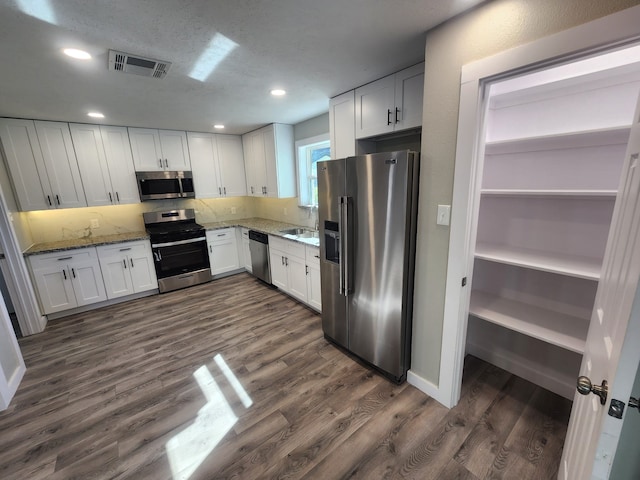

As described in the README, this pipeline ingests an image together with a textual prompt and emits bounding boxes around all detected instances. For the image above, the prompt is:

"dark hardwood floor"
[0,273,572,479]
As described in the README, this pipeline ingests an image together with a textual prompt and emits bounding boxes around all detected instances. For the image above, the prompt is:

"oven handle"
[151,237,206,248]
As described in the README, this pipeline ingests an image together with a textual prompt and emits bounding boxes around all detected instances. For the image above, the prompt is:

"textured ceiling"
[0,0,483,135]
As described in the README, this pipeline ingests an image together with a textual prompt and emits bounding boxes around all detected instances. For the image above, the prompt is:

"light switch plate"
[437,205,451,226]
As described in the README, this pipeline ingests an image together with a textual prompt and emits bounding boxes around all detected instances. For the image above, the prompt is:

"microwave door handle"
[178,177,185,197]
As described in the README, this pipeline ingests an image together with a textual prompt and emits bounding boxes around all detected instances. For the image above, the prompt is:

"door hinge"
[608,396,639,419]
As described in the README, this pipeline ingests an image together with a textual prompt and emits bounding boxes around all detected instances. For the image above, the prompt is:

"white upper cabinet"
[329,90,356,159]
[0,118,87,211]
[70,124,139,206]
[242,124,295,198]
[129,128,191,171]
[216,134,247,197]
[354,62,424,139]
[187,132,246,198]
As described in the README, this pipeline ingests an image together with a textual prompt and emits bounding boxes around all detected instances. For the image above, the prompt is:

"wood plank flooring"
[0,273,572,479]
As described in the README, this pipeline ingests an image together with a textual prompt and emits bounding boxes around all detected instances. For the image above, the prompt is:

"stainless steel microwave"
[136,171,195,201]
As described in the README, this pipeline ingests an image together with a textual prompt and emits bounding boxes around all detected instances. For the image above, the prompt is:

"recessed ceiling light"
[214,124,225,129]
[87,112,104,118]
[63,48,92,60]
[270,89,286,96]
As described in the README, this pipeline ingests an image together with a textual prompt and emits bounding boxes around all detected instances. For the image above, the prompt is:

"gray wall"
[293,113,329,141]
[411,0,640,385]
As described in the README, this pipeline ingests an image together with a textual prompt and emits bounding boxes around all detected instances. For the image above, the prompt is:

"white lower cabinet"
[207,229,240,276]
[305,246,321,312]
[97,241,157,299]
[29,247,107,314]
[239,228,252,272]
[269,236,322,311]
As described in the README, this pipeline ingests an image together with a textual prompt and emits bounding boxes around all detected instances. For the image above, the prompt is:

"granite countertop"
[23,231,150,256]
[23,218,319,256]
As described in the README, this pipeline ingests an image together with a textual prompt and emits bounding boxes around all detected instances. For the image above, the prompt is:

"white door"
[69,259,107,306]
[129,128,163,171]
[286,254,308,303]
[101,126,139,204]
[560,95,640,480]
[100,253,133,299]
[0,288,25,411]
[216,134,247,197]
[158,130,190,170]
[354,74,395,139]
[394,63,424,132]
[129,244,158,293]
[32,265,77,314]
[70,123,113,206]
[329,90,356,159]
[307,263,322,311]
[269,249,288,291]
[188,132,222,198]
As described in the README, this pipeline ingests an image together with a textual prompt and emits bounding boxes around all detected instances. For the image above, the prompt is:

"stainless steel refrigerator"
[318,150,419,382]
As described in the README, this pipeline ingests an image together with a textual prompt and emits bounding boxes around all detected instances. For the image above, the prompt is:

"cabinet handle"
[130,258,134,268]
[109,192,113,203]
[153,251,162,262]
[219,187,222,195]
[314,255,319,258]
[116,192,120,202]
[57,256,73,261]
[47,195,52,206]
[63,269,67,280]
[71,268,76,278]
[123,259,127,269]
[281,256,284,265]
[119,247,132,252]
[209,245,212,253]
[395,107,400,123]
[305,265,309,275]
[251,186,254,194]
[55,194,60,205]
[217,233,225,237]
[223,187,227,195]
[285,257,288,267]
[164,159,168,168]
[159,159,163,168]
[387,109,392,125]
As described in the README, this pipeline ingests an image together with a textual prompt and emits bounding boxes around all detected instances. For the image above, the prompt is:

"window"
[296,134,330,206]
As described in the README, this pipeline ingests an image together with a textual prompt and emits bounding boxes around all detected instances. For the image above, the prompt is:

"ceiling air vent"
[108,50,171,79]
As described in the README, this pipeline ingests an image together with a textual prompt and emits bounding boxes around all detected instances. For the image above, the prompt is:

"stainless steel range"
[143,209,211,293]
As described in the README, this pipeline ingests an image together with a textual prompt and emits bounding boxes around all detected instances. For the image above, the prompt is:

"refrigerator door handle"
[341,195,351,296]
[338,197,345,295]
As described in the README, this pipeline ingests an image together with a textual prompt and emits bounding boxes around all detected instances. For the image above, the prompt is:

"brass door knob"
[577,376,608,405]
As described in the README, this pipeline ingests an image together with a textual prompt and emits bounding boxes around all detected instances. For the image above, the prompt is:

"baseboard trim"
[407,369,450,408]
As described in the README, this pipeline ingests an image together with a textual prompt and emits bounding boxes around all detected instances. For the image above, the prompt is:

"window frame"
[295,133,330,207]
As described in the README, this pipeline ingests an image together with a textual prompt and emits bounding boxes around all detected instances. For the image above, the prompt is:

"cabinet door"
[307,263,322,311]
[129,244,158,293]
[394,63,424,131]
[188,132,222,198]
[269,249,288,291]
[287,254,308,303]
[207,229,239,275]
[242,239,252,272]
[216,134,247,197]
[330,90,356,159]
[101,126,139,205]
[354,74,395,139]
[68,257,107,306]
[242,134,254,195]
[263,125,279,197]
[34,121,87,208]
[99,252,133,299]
[252,130,269,196]
[0,118,52,211]
[158,130,191,170]
[70,123,113,206]
[129,128,163,171]
[31,265,77,314]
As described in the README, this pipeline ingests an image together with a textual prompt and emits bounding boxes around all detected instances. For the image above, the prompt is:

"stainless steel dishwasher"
[248,230,271,284]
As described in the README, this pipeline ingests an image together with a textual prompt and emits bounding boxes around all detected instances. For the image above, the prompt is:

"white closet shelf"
[485,126,630,155]
[469,290,588,354]
[480,189,617,198]
[474,242,602,280]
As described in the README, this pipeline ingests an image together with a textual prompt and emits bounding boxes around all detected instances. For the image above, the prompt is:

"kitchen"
[1,1,640,479]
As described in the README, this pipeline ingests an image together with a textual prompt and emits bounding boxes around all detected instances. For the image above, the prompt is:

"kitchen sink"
[279,227,307,235]
[279,227,320,245]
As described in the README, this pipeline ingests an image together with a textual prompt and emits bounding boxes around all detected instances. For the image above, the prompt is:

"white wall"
[411,0,640,385]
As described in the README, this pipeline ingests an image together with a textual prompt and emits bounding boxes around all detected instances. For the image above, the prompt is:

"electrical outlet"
[231,207,237,214]
[437,205,451,226]
[90,218,100,229]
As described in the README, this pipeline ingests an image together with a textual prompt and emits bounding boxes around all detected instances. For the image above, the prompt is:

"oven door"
[151,237,209,279]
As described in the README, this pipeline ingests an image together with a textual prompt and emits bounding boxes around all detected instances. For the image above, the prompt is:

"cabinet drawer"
[29,247,98,269]
[207,228,236,243]
[269,235,305,259]
[306,246,320,266]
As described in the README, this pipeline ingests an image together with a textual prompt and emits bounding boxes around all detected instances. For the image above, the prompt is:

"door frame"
[438,5,640,409]
[0,188,46,336]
